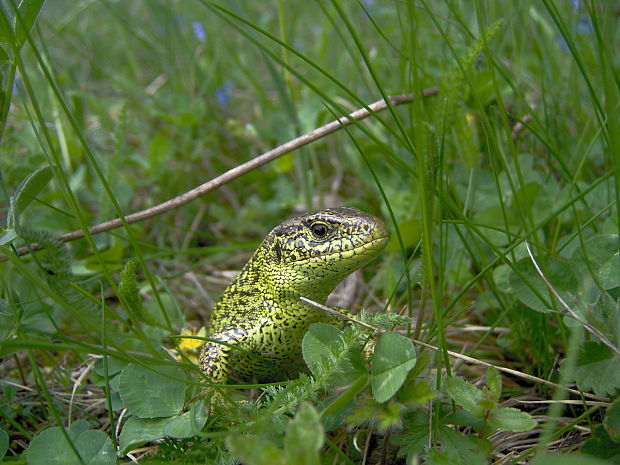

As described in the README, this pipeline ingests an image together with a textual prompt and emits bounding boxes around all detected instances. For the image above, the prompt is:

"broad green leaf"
[370,331,416,403]
[284,403,323,465]
[302,323,341,376]
[604,397,620,442]
[427,426,488,465]
[0,428,8,460]
[118,408,209,455]
[93,357,126,377]
[445,376,484,417]
[442,409,485,430]
[118,416,168,456]
[585,293,620,348]
[118,364,186,418]
[571,235,620,295]
[226,435,287,465]
[162,402,208,438]
[580,425,620,463]
[26,423,115,465]
[8,166,53,227]
[509,255,577,312]
[488,407,537,432]
[566,342,620,397]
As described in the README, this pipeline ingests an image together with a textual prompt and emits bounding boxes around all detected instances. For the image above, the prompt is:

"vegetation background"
[0,0,618,464]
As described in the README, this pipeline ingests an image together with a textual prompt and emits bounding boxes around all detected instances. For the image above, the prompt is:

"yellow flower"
[178,326,206,353]
[175,326,206,365]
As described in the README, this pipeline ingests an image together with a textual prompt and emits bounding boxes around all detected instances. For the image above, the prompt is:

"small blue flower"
[192,21,206,42]
[215,81,234,109]
[361,0,374,19]
[577,18,592,35]
[555,35,570,51]
[572,0,580,12]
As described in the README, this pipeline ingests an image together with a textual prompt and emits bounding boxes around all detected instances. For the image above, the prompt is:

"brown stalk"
[6,88,438,259]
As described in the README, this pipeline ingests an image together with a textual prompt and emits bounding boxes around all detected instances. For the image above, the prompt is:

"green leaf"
[0,46,9,64]
[118,416,168,456]
[117,407,208,456]
[398,378,437,404]
[508,255,577,312]
[586,293,620,348]
[228,404,324,465]
[604,397,620,442]
[0,12,13,44]
[486,366,501,400]
[376,401,406,431]
[0,428,8,460]
[571,234,620,295]
[0,229,17,246]
[226,435,287,465]
[392,425,429,458]
[118,364,186,418]
[302,323,342,376]
[580,425,620,463]
[8,166,53,227]
[143,292,184,329]
[284,403,323,465]
[162,402,208,438]
[566,342,620,397]
[442,409,485,430]
[93,357,126,378]
[321,374,368,417]
[533,451,611,465]
[488,407,537,433]
[26,423,115,465]
[427,426,488,465]
[445,376,484,417]
[370,331,416,403]
[14,0,47,46]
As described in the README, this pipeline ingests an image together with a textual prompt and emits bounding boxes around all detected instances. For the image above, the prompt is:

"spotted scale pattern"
[199,206,389,385]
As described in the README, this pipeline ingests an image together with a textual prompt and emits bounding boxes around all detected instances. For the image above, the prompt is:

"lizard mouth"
[293,234,389,264]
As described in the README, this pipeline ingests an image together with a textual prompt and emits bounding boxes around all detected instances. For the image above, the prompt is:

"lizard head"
[261,206,389,299]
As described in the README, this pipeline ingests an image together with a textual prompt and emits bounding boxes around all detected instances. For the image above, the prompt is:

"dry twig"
[6,89,438,259]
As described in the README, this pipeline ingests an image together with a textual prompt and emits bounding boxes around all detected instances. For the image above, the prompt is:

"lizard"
[199,206,388,393]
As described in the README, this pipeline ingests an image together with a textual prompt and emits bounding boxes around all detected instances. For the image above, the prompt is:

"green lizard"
[200,206,388,390]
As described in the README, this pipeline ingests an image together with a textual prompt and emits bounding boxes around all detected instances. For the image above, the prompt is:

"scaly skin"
[199,206,389,387]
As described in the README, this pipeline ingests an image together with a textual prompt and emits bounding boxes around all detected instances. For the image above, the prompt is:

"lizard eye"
[310,222,329,238]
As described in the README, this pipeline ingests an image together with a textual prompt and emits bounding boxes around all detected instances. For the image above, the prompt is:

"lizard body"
[200,206,388,386]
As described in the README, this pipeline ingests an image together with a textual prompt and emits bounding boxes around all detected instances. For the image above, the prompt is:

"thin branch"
[6,89,437,259]
[300,296,610,403]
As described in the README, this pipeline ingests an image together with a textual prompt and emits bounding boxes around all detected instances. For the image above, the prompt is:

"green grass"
[0,0,619,464]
